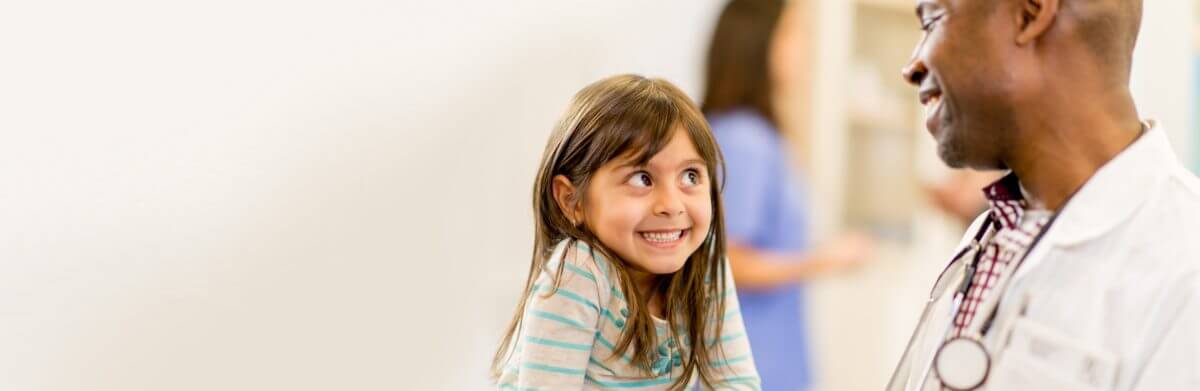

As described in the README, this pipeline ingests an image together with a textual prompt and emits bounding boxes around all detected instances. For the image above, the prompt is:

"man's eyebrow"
[915,1,935,20]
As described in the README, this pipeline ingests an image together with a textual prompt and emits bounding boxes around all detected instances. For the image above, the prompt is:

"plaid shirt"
[950,173,1052,337]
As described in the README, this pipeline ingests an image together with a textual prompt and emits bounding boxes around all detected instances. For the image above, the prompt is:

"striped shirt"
[950,173,1052,337]
[496,240,761,390]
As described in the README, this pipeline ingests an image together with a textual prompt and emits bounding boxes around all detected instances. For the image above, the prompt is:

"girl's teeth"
[641,230,683,242]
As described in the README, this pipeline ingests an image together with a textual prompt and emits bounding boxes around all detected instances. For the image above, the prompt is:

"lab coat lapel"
[1010,123,1171,285]
[989,124,1174,357]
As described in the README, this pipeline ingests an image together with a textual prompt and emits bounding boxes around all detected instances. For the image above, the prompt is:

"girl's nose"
[652,188,686,217]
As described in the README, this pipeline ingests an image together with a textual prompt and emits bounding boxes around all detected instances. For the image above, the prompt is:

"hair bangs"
[599,91,682,168]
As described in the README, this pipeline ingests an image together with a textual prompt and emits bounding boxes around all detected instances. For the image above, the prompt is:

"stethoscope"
[886,210,1061,391]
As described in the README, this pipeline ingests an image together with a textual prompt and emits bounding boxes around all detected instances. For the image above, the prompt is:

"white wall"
[0,1,722,389]
[1132,0,1195,161]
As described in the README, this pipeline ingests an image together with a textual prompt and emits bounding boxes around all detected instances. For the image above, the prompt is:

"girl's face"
[576,126,713,278]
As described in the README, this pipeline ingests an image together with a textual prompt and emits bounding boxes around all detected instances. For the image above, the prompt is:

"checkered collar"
[981,172,1029,230]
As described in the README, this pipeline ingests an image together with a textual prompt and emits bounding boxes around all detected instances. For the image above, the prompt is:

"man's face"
[903,0,1019,170]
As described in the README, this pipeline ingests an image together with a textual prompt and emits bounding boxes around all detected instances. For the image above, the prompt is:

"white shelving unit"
[784,2,966,390]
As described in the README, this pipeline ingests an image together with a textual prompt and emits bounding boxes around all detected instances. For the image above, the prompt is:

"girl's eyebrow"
[614,158,707,172]
[639,158,708,171]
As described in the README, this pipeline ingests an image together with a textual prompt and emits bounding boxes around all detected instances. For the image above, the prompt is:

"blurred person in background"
[925,170,998,225]
[702,0,873,389]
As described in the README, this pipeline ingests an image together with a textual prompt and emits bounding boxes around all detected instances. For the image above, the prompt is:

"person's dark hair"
[701,0,787,127]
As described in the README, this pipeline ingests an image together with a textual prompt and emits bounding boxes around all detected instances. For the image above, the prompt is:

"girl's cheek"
[689,195,714,227]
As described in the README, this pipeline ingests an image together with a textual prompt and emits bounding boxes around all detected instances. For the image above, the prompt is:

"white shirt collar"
[1048,120,1177,246]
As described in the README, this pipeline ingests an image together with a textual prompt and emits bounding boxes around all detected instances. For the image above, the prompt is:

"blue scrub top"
[710,108,813,391]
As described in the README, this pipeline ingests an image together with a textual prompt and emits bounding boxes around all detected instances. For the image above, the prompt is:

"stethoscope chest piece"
[934,336,991,390]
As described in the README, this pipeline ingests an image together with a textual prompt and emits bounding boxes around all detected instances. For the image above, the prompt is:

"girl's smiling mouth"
[638,228,690,248]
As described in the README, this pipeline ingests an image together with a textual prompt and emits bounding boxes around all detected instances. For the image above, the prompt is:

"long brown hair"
[492,74,731,390]
[701,0,786,127]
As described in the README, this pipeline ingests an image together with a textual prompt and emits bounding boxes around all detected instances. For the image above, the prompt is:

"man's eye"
[921,16,942,31]
[627,172,652,188]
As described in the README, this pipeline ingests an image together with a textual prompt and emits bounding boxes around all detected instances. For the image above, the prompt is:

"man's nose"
[902,57,928,87]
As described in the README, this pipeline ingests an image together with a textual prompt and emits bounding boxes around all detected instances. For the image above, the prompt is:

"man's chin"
[939,147,1007,171]
[937,144,968,169]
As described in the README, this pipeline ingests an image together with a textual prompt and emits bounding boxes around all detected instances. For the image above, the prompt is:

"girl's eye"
[681,169,702,187]
[627,172,652,188]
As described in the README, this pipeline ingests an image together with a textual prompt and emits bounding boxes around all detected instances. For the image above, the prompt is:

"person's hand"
[810,232,874,275]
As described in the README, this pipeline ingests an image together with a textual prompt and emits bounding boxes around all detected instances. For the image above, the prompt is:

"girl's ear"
[552,175,582,226]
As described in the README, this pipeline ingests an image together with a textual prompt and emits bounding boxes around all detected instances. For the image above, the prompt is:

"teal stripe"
[595,334,617,351]
[611,286,627,301]
[708,332,746,345]
[526,336,592,351]
[594,334,632,362]
[721,332,746,343]
[546,244,596,283]
[563,262,596,282]
[532,284,600,312]
[710,354,751,368]
[584,374,675,388]
[573,242,626,301]
[719,376,761,389]
[497,384,539,391]
[584,243,612,281]
[724,308,740,320]
[530,310,591,330]
[523,362,586,376]
[588,357,616,374]
[601,308,620,326]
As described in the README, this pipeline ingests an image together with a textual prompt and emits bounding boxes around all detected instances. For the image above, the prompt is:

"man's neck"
[1006,102,1143,211]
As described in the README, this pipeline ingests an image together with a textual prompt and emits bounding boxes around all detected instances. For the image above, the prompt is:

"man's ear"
[1016,0,1058,45]
[552,175,582,226]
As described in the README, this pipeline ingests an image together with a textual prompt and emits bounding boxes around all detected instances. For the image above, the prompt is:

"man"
[888,0,1200,389]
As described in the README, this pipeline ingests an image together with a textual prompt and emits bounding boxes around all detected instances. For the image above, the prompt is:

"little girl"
[492,74,761,390]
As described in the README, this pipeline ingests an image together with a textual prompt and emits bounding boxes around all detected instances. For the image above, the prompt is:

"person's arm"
[926,170,1000,225]
[703,258,762,390]
[727,233,871,290]
[714,123,870,291]
[504,245,603,390]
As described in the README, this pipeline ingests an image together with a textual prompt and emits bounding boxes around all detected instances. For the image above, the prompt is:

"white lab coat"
[892,124,1200,390]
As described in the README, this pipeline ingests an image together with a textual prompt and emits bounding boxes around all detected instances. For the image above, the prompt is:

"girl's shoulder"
[542,239,620,299]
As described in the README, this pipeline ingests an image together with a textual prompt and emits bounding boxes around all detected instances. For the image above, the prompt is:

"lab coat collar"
[1047,120,1175,246]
